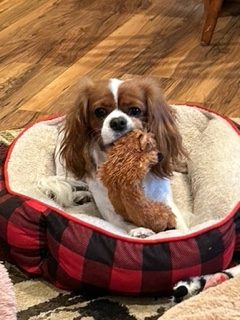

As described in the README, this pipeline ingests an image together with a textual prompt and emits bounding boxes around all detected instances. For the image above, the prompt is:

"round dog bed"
[0,104,239,295]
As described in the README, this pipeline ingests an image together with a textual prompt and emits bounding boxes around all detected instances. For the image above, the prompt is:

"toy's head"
[100,129,163,184]
[115,129,161,165]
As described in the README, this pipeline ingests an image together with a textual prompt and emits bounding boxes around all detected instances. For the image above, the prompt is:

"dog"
[38,77,187,238]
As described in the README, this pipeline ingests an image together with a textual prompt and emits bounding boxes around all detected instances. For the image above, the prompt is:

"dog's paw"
[70,181,89,192]
[129,227,155,238]
[37,176,90,207]
[73,191,92,205]
[172,276,205,303]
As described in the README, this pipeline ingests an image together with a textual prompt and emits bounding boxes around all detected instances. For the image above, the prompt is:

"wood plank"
[0,0,239,130]
[0,0,48,31]
[0,64,65,121]
[151,15,240,117]
[20,13,153,113]
[0,110,48,131]
[0,1,53,39]
[1,1,155,129]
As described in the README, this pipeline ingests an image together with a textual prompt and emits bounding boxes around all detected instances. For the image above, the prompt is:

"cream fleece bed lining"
[6,105,240,239]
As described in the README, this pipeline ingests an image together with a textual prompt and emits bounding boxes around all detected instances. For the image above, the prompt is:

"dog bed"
[0,104,239,295]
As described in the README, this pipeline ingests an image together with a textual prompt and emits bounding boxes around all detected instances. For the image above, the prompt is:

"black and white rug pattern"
[6,263,172,320]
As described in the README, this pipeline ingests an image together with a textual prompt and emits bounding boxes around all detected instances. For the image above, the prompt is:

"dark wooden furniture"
[201,0,224,45]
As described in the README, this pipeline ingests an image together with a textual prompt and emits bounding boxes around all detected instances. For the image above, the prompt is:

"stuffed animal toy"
[98,129,176,233]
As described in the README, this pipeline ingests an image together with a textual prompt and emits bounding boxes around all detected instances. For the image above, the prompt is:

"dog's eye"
[95,107,108,119]
[127,107,142,117]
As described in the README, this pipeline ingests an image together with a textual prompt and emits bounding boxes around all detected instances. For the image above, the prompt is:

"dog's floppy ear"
[140,78,186,178]
[60,78,95,179]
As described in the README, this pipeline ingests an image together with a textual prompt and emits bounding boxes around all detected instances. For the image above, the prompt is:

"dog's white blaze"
[108,78,124,106]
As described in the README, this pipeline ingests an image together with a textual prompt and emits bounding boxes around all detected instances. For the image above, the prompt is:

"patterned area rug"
[6,262,171,320]
[1,118,240,320]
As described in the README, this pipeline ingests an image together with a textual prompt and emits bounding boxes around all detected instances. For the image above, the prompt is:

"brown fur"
[60,77,186,179]
[98,129,176,232]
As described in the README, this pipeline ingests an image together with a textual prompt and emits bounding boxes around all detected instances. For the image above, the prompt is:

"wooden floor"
[0,0,239,130]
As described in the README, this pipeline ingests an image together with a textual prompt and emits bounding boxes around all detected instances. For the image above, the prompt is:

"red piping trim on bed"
[182,103,240,135]
[3,105,240,244]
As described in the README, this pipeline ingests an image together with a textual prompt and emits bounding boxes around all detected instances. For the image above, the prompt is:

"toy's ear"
[139,132,148,151]
[139,132,155,151]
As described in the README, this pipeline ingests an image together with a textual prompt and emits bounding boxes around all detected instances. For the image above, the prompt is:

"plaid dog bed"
[0,110,239,296]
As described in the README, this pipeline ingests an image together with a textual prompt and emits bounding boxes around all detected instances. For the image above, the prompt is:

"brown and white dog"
[38,77,188,238]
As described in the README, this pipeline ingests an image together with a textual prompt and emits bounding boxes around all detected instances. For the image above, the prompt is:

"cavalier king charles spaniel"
[38,77,188,238]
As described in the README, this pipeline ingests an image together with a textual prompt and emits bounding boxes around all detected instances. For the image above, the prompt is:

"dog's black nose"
[110,117,127,132]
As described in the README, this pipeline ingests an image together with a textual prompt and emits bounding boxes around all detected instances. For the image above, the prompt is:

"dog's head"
[60,77,185,178]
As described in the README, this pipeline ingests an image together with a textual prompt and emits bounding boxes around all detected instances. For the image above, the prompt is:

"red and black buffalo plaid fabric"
[0,129,239,295]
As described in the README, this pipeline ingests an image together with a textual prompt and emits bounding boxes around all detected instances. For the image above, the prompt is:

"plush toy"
[98,129,176,232]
